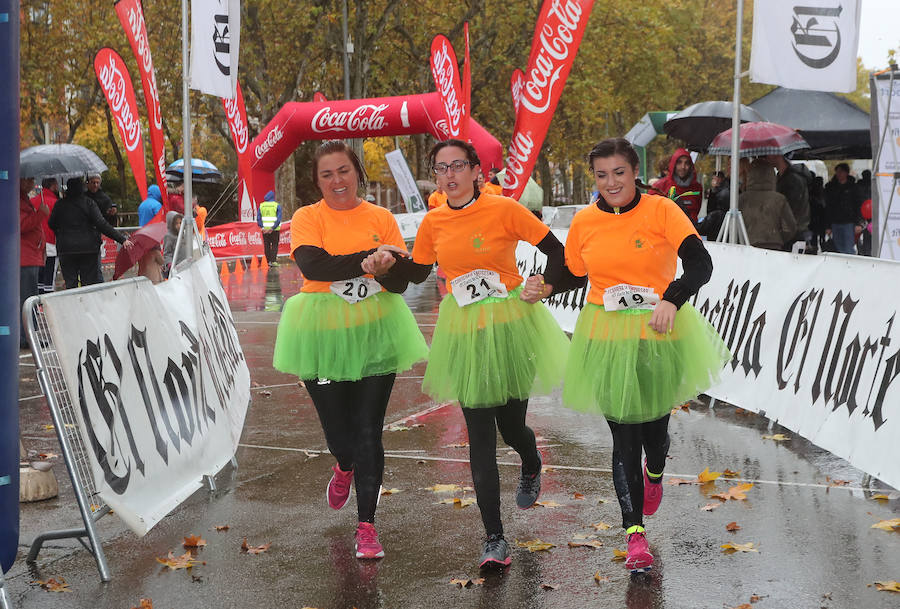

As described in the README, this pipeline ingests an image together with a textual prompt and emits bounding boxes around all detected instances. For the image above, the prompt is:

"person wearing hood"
[138,184,163,226]
[738,159,797,250]
[48,176,131,288]
[257,190,282,264]
[651,148,703,223]
[162,211,189,276]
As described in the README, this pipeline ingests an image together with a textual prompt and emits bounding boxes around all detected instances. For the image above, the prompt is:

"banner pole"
[182,0,193,255]
[728,0,744,245]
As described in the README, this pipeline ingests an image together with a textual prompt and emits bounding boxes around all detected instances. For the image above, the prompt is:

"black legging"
[461,398,541,537]
[303,373,395,523]
[607,414,671,530]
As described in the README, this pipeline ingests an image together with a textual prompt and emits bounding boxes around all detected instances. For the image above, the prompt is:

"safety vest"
[260,200,280,230]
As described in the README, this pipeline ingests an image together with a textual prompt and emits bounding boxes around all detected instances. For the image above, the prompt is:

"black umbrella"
[20,144,108,179]
[663,101,767,152]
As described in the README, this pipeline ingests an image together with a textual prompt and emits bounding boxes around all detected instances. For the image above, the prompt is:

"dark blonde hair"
[312,140,367,192]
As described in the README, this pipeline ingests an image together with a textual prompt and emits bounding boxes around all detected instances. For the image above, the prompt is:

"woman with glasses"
[534,137,729,574]
[273,140,428,561]
[364,139,569,569]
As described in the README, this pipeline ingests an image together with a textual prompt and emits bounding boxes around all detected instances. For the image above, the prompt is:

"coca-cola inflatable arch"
[248,92,503,203]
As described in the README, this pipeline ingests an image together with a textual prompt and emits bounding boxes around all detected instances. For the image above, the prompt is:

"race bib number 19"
[602,283,660,311]
[330,277,382,304]
[450,269,508,307]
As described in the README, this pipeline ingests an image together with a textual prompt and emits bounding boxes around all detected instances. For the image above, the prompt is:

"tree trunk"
[538,152,553,207]
[572,167,586,206]
[276,155,297,218]
[105,107,127,199]
[560,160,572,203]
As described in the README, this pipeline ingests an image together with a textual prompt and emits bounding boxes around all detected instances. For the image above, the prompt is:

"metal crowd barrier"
[0,569,11,609]
[22,292,113,582]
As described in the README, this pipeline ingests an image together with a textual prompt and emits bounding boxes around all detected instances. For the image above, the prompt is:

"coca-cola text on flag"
[94,48,148,200]
[115,0,168,206]
[510,68,525,115]
[503,0,595,200]
[223,80,257,223]
[461,23,471,142]
[429,35,464,139]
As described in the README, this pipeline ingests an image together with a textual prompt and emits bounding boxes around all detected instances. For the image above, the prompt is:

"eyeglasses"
[432,160,470,175]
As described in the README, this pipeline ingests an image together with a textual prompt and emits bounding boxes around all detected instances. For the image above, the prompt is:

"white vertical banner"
[870,75,900,260]
[190,0,240,99]
[384,149,427,213]
[750,0,861,93]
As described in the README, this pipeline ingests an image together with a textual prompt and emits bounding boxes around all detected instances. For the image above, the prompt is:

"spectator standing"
[48,177,130,288]
[824,163,862,254]
[697,171,729,240]
[86,173,117,226]
[257,190,282,265]
[651,148,703,223]
[20,175,48,348]
[167,180,186,215]
[30,177,59,293]
[138,184,163,226]
[739,159,797,250]
[766,155,811,247]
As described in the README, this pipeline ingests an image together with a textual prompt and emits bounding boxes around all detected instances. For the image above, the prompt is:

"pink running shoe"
[643,461,663,516]
[355,522,385,559]
[625,530,654,573]
[327,464,353,510]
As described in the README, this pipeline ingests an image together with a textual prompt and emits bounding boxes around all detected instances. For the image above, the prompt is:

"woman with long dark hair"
[273,140,428,560]
[366,139,570,569]
[533,137,729,573]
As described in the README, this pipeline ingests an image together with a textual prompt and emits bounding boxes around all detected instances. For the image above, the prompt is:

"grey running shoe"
[516,452,542,509]
[479,534,511,569]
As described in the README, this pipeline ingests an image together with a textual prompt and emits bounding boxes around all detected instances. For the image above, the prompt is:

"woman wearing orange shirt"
[532,138,729,574]
[273,140,428,560]
[367,139,570,569]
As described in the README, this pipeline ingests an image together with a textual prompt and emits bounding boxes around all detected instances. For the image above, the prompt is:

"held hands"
[361,244,409,276]
[520,274,551,303]
[648,300,677,334]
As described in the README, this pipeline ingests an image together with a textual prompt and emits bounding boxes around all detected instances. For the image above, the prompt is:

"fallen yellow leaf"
[33,577,70,592]
[720,542,758,553]
[722,469,741,478]
[572,492,585,500]
[156,551,200,570]
[594,571,610,583]
[667,477,698,486]
[871,494,891,501]
[241,538,271,554]
[697,467,722,483]
[516,539,555,552]
[611,548,627,562]
[380,488,403,495]
[568,539,604,549]
[423,483,472,493]
[725,521,741,532]
[871,518,900,532]
[592,521,613,530]
[533,500,562,508]
[442,442,469,448]
[541,465,556,473]
[214,525,230,532]
[761,433,790,441]
[450,577,484,587]
[437,497,475,508]
[874,581,900,592]
[183,535,207,548]
[131,599,153,609]
[712,483,754,501]
[700,503,721,511]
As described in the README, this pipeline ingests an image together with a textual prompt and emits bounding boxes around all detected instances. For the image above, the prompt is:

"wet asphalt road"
[7,262,900,609]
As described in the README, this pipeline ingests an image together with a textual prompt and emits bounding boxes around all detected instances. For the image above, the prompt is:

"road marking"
[235,442,876,493]
[19,394,44,402]
[383,401,453,429]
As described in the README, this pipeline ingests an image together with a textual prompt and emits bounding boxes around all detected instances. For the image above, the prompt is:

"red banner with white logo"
[94,48,148,200]
[502,0,594,200]
[510,68,524,115]
[430,35,464,139]
[313,91,327,103]
[223,80,256,223]
[115,0,168,206]
[204,221,291,258]
[461,23,472,142]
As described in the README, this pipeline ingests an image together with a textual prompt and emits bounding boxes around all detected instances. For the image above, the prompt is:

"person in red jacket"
[651,148,703,223]
[20,175,49,349]
[30,177,59,293]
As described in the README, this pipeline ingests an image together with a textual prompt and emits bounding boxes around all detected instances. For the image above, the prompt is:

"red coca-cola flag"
[429,35,464,139]
[223,80,257,223]
[461,23,471,142]
[502,0,595,200]
[94,48,148,200]
[510,68,525,114]
[313,91,327,103]
[115,0,168,206]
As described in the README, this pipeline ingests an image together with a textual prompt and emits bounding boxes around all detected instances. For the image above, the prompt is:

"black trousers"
[58,252,103,289]
[38,255,57,292]
[607,414,671,530]
[263,230,280,263]
[303,374,395,523]
[461,398,541,537]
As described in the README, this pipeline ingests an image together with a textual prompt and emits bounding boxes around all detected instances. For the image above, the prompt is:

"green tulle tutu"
[273,291,428,381]
[423,286,570,408]
[563,303,730,423]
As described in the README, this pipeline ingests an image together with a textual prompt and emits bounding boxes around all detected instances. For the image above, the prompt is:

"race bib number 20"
[602,283,660,311]
[330,277,382,304]
[450,269,508,307]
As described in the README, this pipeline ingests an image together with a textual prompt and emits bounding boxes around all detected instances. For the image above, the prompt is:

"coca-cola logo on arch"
[521,0,585,115]
[255,124,284,160]
[312,104,389,134]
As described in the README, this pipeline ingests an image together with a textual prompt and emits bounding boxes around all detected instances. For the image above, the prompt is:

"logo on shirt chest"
[372,233,381,243]
[471,231,490,253]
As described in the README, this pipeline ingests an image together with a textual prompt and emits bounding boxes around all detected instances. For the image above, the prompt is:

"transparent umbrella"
[20,144,108,179]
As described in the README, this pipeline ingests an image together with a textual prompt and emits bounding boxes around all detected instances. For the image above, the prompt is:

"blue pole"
[0,0,21,574]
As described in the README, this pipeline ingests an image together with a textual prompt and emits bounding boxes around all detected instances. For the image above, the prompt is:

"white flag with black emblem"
[189,0,240,99]
[750,0,860,93]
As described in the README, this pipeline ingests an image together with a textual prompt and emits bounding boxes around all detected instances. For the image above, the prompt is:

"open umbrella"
[494,169,543,211]
[166,158,222,183]
[20,144,108,179]
[113,222,168,280]
[707,121,811,158]
[662,101,767,152]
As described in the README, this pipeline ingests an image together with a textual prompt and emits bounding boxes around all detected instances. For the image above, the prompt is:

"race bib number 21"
[450,269,508,307]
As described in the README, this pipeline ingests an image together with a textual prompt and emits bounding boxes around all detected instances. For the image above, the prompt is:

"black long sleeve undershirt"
[548,235,712,309]
[294,245,376,282]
